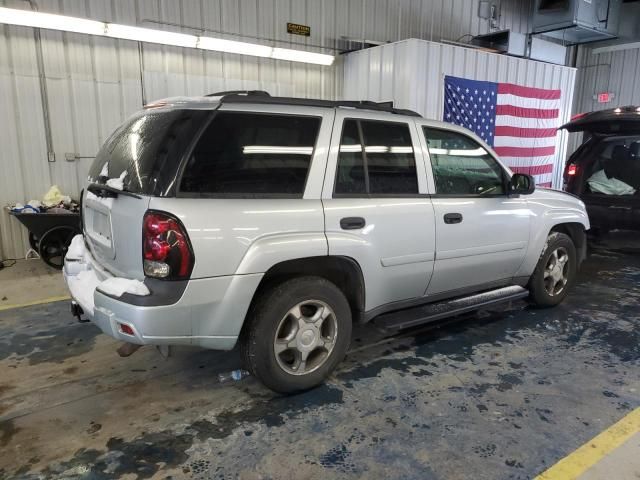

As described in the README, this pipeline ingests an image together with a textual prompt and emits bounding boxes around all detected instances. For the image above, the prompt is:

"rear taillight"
[566,164,578,176]
[142,211,194,279]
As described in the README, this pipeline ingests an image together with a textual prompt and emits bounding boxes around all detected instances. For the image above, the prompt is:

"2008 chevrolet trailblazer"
[64,91,589,393]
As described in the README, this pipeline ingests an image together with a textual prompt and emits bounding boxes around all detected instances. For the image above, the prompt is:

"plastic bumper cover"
[63,248,263,350]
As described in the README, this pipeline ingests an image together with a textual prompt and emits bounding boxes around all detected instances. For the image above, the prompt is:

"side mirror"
[509,173,535,195]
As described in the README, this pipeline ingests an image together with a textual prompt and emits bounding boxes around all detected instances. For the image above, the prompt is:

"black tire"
[38,225,80,270]
[528,232,577,308]
[28,232,40,251]
[241,276,352,394]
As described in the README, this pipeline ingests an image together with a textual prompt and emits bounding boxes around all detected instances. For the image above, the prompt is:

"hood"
[559,106,640,134]
[530,186,586,208]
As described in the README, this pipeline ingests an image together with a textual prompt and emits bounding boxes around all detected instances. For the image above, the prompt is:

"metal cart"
[9,211,81,269]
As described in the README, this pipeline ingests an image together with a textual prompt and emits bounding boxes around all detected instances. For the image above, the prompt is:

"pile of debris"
[9,186,79,214]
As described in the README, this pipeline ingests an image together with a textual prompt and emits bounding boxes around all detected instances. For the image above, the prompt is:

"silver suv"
[64,91,589,393]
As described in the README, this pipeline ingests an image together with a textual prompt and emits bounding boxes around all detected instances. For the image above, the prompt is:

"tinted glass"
[361,121,418,194]
[335,119,418,195]
[335,120,366,194]
[89,109,207,196]
[180,112,321,196]
[423,127,505,195]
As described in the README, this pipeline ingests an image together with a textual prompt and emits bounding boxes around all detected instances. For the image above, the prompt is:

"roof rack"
[205,90,421,117]
[206,90,271,98]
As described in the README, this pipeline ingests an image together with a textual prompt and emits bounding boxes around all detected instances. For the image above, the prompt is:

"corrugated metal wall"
[343,39,577,189]
[0,0,534,259]
[567,44,640,155]
[573,45,640,114]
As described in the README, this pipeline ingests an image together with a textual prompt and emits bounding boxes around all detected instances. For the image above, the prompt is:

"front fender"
[515,201,590,279]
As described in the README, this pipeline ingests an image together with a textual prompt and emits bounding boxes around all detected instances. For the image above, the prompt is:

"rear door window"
[423,127,506,196]
[334,119,419,196]
[180,112,321,197]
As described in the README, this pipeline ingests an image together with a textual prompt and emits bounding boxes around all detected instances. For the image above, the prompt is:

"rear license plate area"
[89,209,112,245]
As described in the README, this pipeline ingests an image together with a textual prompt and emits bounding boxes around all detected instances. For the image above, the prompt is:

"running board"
[373,285,528,332]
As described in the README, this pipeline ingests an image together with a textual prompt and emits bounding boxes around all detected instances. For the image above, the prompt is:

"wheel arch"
[246,256,366,323]
[515,216,588,280]
[549,222,588,266]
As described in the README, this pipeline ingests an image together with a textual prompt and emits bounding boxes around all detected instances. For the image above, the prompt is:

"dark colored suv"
[561,106,640,233]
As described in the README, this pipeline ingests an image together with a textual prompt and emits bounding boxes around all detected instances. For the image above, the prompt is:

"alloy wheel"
[543,246,570,296]
[273,300,338,376]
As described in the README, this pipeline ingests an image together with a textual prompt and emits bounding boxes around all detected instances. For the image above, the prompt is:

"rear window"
[88,109,208,196]
[179,112,321,197]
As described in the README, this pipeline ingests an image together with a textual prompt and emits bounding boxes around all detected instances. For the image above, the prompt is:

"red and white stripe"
[493,83,561,188]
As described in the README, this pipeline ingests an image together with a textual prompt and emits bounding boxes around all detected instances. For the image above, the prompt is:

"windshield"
[88,109,209,196]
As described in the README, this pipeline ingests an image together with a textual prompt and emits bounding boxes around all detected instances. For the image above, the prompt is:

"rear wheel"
[241,276,352,393]
[528,232,576,308]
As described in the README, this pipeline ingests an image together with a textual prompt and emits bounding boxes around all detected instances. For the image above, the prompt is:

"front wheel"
[241,276,352,393]
[528,232,577,308]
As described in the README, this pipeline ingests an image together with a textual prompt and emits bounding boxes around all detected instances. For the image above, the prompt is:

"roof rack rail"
[205,90,271,98]
[211,91,421,117]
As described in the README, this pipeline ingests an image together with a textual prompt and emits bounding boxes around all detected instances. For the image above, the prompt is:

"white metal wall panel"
[343,39,577,189]
[568,45,640,157]
[0,0,533,259]
[574,45,640,113]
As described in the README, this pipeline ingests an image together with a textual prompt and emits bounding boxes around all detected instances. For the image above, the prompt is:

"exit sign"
[595,92,615,103]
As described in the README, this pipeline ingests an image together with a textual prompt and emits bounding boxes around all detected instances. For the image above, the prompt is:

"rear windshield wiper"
[87,183,142,199]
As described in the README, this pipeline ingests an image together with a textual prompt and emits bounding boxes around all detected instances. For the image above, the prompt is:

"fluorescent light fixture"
[0,7,335,66]
[198,37,272,57]
[0,6,104,35]
[364,146,388,153]
[339,145,363,153]
[390,146,413,154]
[429,147,487,157]
[242,145,313,155]
[339,145,413,154]
[106,24,197,48]
[272,47,334,66]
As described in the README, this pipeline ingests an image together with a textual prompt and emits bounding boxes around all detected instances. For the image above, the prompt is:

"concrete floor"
[580,432,640,480]
[0,259,68,309]
[0,238,639,479]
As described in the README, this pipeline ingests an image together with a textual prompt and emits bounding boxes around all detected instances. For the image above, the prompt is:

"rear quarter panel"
[147,198,328,278]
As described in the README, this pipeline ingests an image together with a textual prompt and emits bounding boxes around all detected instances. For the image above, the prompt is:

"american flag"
[443,75,561,187]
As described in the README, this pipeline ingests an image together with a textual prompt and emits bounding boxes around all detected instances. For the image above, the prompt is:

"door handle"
[340,217,366,230]
[444,213,463,224]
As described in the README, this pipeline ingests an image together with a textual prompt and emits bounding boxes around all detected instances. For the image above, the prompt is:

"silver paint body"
[64,98,590,350]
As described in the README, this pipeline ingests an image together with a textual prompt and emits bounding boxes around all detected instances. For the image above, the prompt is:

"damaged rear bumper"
[62,236,262,351]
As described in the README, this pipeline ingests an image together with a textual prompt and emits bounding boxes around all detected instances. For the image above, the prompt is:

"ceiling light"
[272,47,335,65]
[242,145,313,155]
[198,37,272,57]
[106,24,197,48]
[0,7,335,66]
[0,6,105,35]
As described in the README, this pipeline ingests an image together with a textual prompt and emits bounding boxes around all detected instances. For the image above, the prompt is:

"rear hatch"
[560,108,640,229]
[84,107,210,279]
[559,106,640,134]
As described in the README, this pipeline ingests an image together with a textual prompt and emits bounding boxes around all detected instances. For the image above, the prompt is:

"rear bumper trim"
[63,238,263,351]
